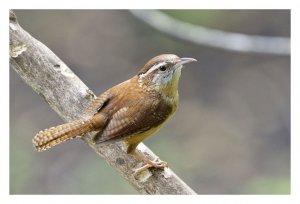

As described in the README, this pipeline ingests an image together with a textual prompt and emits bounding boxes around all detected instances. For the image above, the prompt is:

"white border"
[2,1,297,204]
[5,0,294,9]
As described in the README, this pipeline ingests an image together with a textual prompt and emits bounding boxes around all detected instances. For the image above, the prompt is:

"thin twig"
[130,10,290,55]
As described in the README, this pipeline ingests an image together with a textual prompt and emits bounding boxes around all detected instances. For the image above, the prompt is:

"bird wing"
[94,96,173,143]
[84,91,113,117]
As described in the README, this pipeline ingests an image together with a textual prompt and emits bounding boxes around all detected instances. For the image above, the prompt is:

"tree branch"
[130,10,290,55]
[9,10,196,195]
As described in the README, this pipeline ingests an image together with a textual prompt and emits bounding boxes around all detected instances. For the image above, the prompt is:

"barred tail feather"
[32,119,92,152]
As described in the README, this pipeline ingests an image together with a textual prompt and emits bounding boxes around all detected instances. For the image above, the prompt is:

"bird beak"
[176,58,197,67]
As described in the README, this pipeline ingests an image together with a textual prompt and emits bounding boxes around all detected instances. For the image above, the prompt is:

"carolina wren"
[33,54,196,173]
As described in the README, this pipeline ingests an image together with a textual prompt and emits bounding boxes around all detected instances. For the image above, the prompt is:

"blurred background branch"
[130,10,290,55]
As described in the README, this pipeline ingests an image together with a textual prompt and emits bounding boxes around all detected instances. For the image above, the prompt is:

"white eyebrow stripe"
[139,61,167,79]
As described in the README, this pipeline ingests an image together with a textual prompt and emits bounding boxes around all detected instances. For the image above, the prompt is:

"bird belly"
[124,123,165,145]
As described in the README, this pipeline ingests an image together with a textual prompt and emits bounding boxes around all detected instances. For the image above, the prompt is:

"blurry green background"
[10,10,290,194]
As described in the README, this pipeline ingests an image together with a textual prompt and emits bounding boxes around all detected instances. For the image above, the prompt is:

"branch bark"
[9,10,196,195]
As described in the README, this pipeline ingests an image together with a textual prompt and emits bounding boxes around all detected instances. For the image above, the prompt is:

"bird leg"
[129,148,168,174]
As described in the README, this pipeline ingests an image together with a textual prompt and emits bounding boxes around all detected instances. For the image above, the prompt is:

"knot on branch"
[9,10,17,23]
[10,43,27,58]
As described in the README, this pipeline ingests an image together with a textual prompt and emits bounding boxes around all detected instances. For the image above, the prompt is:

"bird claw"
[151,159,168,168]
[133,158,168,175]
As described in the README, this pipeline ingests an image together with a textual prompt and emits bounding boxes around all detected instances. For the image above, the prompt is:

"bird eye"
[159,65,167,71]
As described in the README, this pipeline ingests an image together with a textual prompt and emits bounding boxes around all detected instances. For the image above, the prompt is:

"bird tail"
[32,114,106,152]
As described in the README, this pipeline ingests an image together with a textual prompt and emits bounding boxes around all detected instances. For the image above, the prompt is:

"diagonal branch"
[9,10,196,195]
[130,10,290,55]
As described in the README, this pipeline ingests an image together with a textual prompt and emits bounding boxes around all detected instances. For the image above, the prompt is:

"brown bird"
[32,54,197,173]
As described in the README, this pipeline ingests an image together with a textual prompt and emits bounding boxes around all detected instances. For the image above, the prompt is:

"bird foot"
[134,158,168,175]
